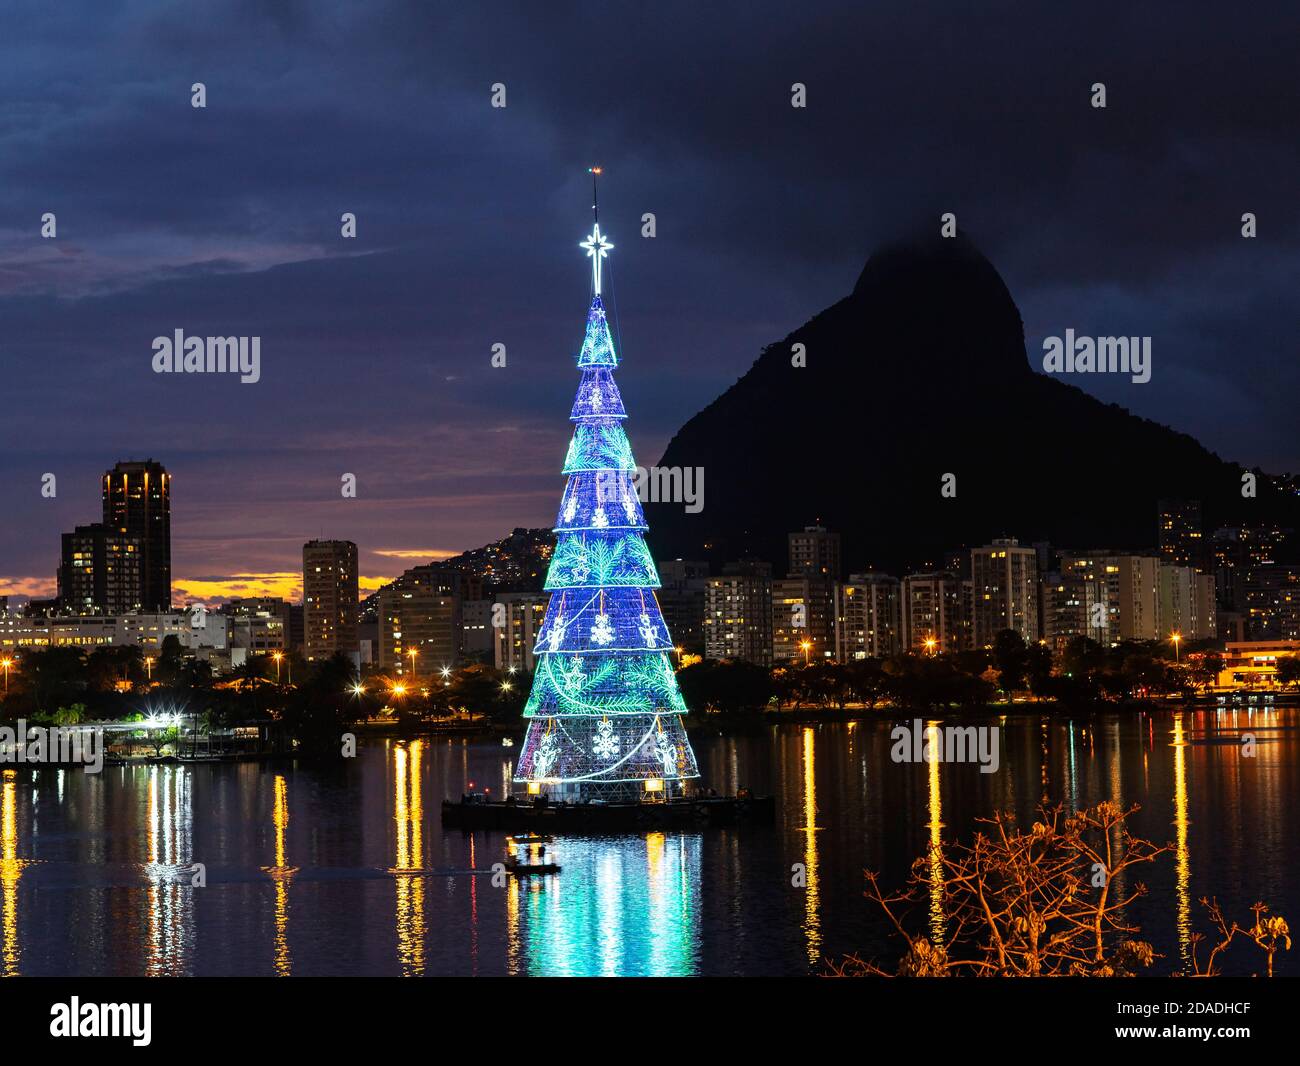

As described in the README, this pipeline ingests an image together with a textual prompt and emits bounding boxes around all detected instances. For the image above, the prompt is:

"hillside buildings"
[1158,498,1205,569]
[788,525,841,581]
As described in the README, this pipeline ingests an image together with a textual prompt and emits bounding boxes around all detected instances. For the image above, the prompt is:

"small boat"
[506,833,559,875]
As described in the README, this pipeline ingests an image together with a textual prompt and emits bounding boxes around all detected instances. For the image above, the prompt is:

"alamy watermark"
[1042,329,1150,384]
[890,719,1000,774]
[152,329,261,383]
[596,466,704,513]
[50,998,151,1046]
[0,719,104,773]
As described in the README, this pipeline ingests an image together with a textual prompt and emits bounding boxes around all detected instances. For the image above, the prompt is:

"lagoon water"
[2,708,1295,976]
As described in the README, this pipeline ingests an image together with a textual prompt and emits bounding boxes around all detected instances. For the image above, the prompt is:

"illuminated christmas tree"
[514,175,700,801]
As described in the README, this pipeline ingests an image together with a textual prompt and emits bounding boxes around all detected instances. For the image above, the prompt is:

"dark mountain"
[645,233,1298,574]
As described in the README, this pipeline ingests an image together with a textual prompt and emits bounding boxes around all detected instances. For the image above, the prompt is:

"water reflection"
[925,722,946,946]
[143,766,192,975]
[799,727,822,965]
[2,770,22,975]
[1171,714,1192,971]
[2,708,1296,976]
[263,774,296,976]
[513,833,702,976]
[392,741,427,976]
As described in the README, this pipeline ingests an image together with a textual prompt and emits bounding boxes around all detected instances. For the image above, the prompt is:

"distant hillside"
[644,233,1299,574]
[361,527,555,618]
[436,526,555,591]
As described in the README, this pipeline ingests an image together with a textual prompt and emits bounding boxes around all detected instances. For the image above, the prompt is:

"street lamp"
[272,651,283,684]
[1171,632,1182,662]
[350,683,365,697]
[924,637,937,657]
[0,657,12,695]
[144,656,154,683]
[391,682,407,698]
[800,640,812,667]
[406,648,418,677]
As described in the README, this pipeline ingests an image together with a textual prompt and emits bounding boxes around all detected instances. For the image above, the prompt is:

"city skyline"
[2,2,1298,603]
[11,500,1282,666]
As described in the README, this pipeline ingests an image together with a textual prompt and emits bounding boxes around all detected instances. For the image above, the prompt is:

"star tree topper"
[580,166,613,293]
[581,223,613,293]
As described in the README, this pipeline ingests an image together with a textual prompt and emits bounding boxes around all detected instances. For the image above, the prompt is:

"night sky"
[1,1,1296,604]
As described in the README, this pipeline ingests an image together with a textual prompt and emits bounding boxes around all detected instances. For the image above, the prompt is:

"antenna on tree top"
[588,166,602,223]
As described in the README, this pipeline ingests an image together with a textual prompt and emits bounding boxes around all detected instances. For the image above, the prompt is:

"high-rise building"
[493,592,549,673]
[1194,571,1217,641]
[1040,570,1108,652]
[1211,523,1289,615]
[1059,552,1162,642]
[788,525,841,581]
[703,560,773,666]
[58,523,142,616]
[834,574,901,660]
[781,528,838,663]
[461,598,494,659]
[1244,565,1300,641]
[901,571,971,653]
[1157,499,1204,569]
[772,574,837,662]
[1157,563,1215,641]
[971,538,1039,645]
[357,618,378,665]
[303,540,359,660]
[221,597,289,654]
[288,603,305,652]
[380,576,459,677]
[656,559,710,654]
[102,460,171,611]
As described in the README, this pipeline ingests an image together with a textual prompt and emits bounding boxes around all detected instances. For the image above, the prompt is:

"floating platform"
[441,794,775,832]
